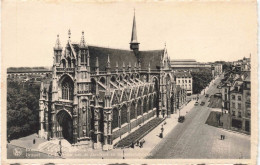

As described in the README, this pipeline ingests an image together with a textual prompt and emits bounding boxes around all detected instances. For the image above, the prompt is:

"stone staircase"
[38,139,74,157]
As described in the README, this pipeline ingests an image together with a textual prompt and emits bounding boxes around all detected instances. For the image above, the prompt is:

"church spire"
[106,54,111,69]
[95,57,99,74]
[68,29,71,42]
[80,31,87,47]
[54,34,62,50]
[130,9,140,52]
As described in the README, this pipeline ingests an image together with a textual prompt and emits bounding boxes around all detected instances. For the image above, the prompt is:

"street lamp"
[58,138,62,157]
[177,96,180,117]
[122,146,125,159]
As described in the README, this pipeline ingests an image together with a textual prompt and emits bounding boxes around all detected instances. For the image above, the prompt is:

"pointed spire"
[130,9,140,51]
[95,57,99,68]
[80,31,86,47]
[95,57,99,74]
[40,81,44,91]
[54,34,62,50]
[116,61,119,73]
[68,29,71,41]
[130,9,138,43]
[122,61,125,72]
[138,62,141,70]
[107,54,111,68]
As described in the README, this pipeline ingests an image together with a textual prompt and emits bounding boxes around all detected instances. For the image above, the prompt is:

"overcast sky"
[2,1,257,68]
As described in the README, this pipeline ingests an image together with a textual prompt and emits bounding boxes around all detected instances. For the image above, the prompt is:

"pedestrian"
[223,135,225,140]
[33,139,36,144]
[220,135,222,140]
[161,127,164,133]
[139,141,143,148]
[131,142,135,148]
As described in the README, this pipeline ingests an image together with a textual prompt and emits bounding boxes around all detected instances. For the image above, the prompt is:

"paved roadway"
[147,76,250,159]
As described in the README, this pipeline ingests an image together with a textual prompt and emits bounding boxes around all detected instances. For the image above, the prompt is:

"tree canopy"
[7,81,40,140]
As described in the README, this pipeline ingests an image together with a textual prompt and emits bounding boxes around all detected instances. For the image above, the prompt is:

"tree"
[191,69,213,94]
[7,81,40,140]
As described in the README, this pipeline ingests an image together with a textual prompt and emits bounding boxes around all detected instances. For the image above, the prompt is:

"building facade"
[212,63,223,77]
[173,71,192,96]
[38,14,185,150]
[170,59,211,71]
[221,63,251,134]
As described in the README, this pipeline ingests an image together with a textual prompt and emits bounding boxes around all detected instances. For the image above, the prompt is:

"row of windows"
[178,80,191,84]
[231,95,242,101]
[232,111,242,118]
[232,102,242,109]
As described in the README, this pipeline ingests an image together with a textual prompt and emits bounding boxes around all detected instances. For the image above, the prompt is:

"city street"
[147,76,250,159]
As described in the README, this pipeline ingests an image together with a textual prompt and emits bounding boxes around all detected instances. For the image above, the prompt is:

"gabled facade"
[38,13,182,150]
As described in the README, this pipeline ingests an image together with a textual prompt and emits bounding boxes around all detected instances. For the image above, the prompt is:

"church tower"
[130,10,140,59]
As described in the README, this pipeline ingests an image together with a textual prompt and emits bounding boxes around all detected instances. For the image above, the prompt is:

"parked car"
[217,85,222,89]
[178,116,185,123]
[200,102,205,106]
[194,101,199,106]
[205,94,209,97]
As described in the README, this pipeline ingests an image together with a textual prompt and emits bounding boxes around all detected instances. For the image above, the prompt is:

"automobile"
[205,94,209,97]
[200,102,205,106]
[194,101,199,106]
[178,116,185,123]
[217,85,222,89]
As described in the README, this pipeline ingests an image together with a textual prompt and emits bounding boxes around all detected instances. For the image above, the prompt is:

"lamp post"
[177,96,180,117]
[122,146,125,159]
[58,138,62,157]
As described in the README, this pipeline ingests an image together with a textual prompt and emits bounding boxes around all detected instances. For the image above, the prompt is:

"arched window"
[91,79,96,94]
[121,105,128,125]
[130,102,136,120]
[61,77,74,100]
[143,97,148,113]
[81,50,85,64]
[112,108,119,129]
[68,58,71,68]
[137,100,142,116]
[62,60,66,68]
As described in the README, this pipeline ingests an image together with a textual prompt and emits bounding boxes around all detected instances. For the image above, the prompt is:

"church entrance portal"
[56,110,73,143]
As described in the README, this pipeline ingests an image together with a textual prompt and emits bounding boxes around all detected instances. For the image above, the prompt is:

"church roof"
[140,50,164,70]
[88,46,138,72]
[72,44,164,72]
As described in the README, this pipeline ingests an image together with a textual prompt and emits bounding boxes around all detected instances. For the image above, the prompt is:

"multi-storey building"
[170,59,211,72]
[230,81,244,130]
[173,71,192,96]
[212,63,223,77]
[221,62,251,134]
[38,13,185,150]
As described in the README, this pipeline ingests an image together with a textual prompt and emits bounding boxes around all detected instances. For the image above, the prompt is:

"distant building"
[232,55,251,72]
[212,64,222,77]
[7,67,52,78]
[173,71,193,96]
[170,59,211,71]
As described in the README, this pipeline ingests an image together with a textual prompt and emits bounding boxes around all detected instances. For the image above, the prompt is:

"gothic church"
[38,13,186,150]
